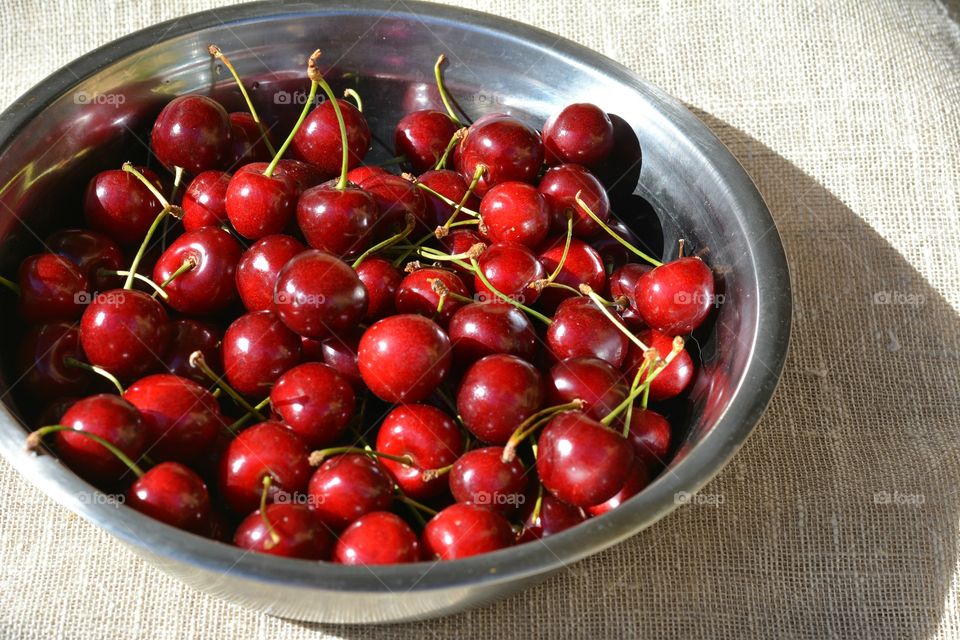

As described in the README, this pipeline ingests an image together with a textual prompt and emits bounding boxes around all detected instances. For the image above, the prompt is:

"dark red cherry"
[225,162,298,240]
[624,330,694,401]
[546,296,629,368]
[537,236,606,310]
[447,302,537,364]
[548,357,626,420]
[292,98,370,175]
[275,158,329,193]
[270,362,354,448]
[318,332,362,389]
[346,165,388,184]
[441,229,487,278]
[418,169,480,227]
[182,170,231,231]
[449,447,528,514]
[228,111,274,164]
[274,250,368,339]
[334,511,421,565]
[45,229,123,291]
[359,173,430,235]
[151,95,231,173]
[395,109,460,174]
[297,182,376,256]
[234,503,332,559]
[124,374,225,464]
[518,491,586,541]
[358,315,451,403]
[161,319,222,385]
[18,253,88,322]
[222,311,302,397]
[423,503,515,560]
[625,408,671,468]
[235,234,305,312]
[456,114,544,195]
[18,323,91,398]
[83,166,162,246]
[152,226,242,315]
[473,243,544,305]
[479,182,550,248]
[536,411,634,507]
[586,462,650,517]
[542,103,614,167]
[354,257,402,321]
[79,289,170,379]
[394,267,469,326]
[54,394,147,483]
[457,354,544,445]
[609,263,653,329]
[307,453,393,530]
[590,113,643,198]
[375,403,463,500]
[127,461,211,532]
[218,421,312,514]
[538,164,610,237]
[634,257,715,335]
[593,219,645,270]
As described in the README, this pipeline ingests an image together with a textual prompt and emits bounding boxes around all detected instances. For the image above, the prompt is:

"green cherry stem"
[470,257,553,326]
[263,50,321,179]
[27,426,144,477]
[574,192,662,267]
[439,163,485,233]
[259,475,281,547]
[501,400,585,462]
[434,54,463,126]
[189,351,267,421]
[351,214,415,269]
[101,270,169,299]
[225,396,271,434]
[434,127,464,171]
[417,243,485,264]
[157,257,197,290]
[307,51,352,190]
[601,336,685,427]
[308,446,414,468]
[343,88,363,112]
[579,284,651,352]
[532,216,574,293]
[209,45,277,157]
[407,177,480,218]
[121,163,184,290]
[0,275,21,296]
[62,357,125,395]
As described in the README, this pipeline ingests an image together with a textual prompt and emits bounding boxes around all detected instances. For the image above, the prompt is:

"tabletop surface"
[1,0,958,638]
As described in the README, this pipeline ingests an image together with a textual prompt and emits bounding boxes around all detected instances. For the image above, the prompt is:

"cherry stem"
[308,446,414,468]
[529,482,544,525]
[168,166,185,206]
[189,351,267,421]
[434,54,463,126]
[574,192,662,267]
[622,358,651,436]
[391,219,477,267]
[123,163,171,208]
[421,463,453,482]
[440,163,485,231]
[417,243,485,264]
[378,155,407,167]
[122,164,184,291]
[532,216,574,292]
[502,400,585,462]
[63,357,124,395]
[259,475,281,547]
[470,257,553,326]
[434,127,464,171]
[351,214,415,269]
[407,178,480,218]
[678,239,685,259]
[397,491,438,518]
[209,45,276,157]
[27,425,144,477]
[225,396,271,433]
[0,275,21,296]
[264,50,321,178]
[430,278,473,305]
[602,337,685,426]
[306,51,351,190]
[343,88,363,112]
[156,257,197,291]
[102,269,169,299]
[580,284,651,352]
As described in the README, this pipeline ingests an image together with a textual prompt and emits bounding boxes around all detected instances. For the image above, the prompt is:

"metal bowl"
[0,0,791,624]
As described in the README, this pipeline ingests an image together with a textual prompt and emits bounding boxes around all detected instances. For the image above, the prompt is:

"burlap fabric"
[1,0,958,637]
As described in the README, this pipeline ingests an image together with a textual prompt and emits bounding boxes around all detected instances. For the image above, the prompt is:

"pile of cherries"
[14,48,715,564]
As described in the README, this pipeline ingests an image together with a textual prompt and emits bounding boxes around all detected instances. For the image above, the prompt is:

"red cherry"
[609,263,653,328]
[418,169,480,227]
[225,162,298,240]
[45,229,123,291]
[161,319,222,386]
[546,296,629,368]
[594,218,647,271]
[634,257,715,335]
[473,243,544,305]
[441,228,488,277]
[334,511,421,565]
[518,491,586,541]
[182,170,231,231]
[151,95,232,173]
[395,110,460,174]
[152,226,242,315]
[83,166,162,246]
[591,113,643,199]
[235,234,305,312]
[354,257,402,321]
[537,236,606,310]
[358,315,451,403]
[625,408,671,468]
[307,453,393,530]
[234,503,332,559]
[317,332,363,389]
[127,461,211,532]
[79,289,170,379]
[222,311,302,397]
[394,267,469,326]
[457,354,544,445]
[542,103,614,167]
[536,411,634,507]
[538,164,610,237]
[375,403,463,500]
[275,158,329,193]
[548,357,626,420]
[18,253,88,322]
[624,330,694,401]
[455,114,543,195]
[54,394,147,484]
[270,362,354,448]
[228,111,274,164]
[449,447,528,514]
[218,421,311,514]
[479,182,550,248]
[423,503,515,560]
[292,98,370,174]
[447,302,537,364]
[586,462,650,517]
[18,323,91,397]
[359,173,430,236]
[346,165,388,184]
[297,182,376,256]
[274,250,368,339]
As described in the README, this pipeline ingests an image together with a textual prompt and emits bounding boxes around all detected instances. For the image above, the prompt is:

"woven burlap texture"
[1,0,959,638]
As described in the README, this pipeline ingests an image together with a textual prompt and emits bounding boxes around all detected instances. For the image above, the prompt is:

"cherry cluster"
[14,49,715,564]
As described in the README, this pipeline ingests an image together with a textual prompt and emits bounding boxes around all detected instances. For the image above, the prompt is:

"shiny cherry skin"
[546,296,629,368]
[537,236,606,310]
[335,511,421,565]
[346,165,388,184]
[418,169,481,227]
[624,330,694,401]
[152,226,242,315]
[354,257,402,321]
[449,447,528,514]
[625,408,671,468]
[234,503,332,559]
[395,109,460,174]
[222,311,302,397]
[182,170,231,231]
[123,374,225,464]
[538,164,610,237]
[542,103,614,167]
[586,462,650,517]
[228,111,274,165]
[275,158,329,194]
[45,228,123,291]
[83,166,162,246]
[127,461,211,532]
[518,491,586,541]
[274,250,368,339]
[151,94,232,174]
[479,181,550,248]
[225,163,299,240]
[307,453,393,530]
[317,332,363,389]
[447,302,537,364]
[594,219,645,270]
[358,315,451,403]
[457,354,544,445]
[634,256,715,335]
[80,289,170,379]
[423,502,515,560]
[441,229,488,278]
[359,173,430,236]
[270,362,355,448]
[609,262,653,328]
[548,357,626,420]
[235,234,305,312]
[394,267,469,326]
[18,323,91,398]
[218,421,312,514]
[18,253,88,322]
[473,243,544,305]
[297,182,376,256]
[456,114,544,195]
[292,98,370,175]
[375,403,463,500]
[536,411,634,507]
[54,394,147,484]
[161,319,222,386]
